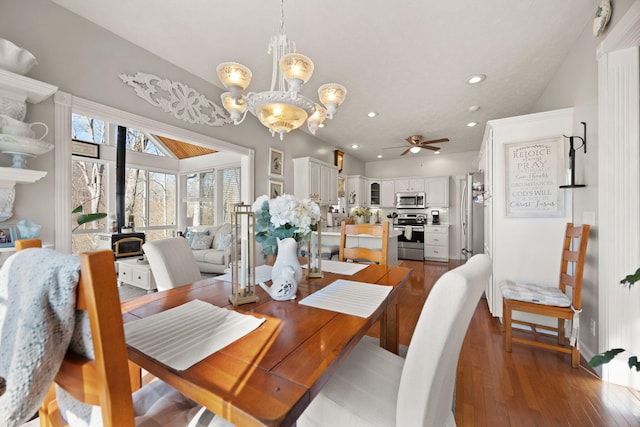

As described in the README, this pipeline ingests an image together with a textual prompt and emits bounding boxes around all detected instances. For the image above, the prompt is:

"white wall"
[530,0,635,361]
[365,151,479,179]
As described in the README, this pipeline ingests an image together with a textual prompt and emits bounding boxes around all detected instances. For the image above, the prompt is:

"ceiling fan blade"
[420,138,450,145]
[383,145,407,150]
[423,145,440,151]
[400,148,411,156]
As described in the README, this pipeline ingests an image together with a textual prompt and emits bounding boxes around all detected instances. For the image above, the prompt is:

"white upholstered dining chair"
[296,254,492,427]
[143,237,203,292]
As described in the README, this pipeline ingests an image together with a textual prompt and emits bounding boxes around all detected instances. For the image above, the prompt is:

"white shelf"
[0,166,47,187]
[0,68,58,103]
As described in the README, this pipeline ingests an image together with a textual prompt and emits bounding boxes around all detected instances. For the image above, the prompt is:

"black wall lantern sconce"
[560,121,587,188]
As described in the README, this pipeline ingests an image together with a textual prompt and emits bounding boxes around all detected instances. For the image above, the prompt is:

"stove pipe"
[115,126,126,233]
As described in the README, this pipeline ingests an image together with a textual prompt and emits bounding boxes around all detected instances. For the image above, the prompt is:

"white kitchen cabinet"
[380,180,396,207]
[424,225,449,262]
[395,178,424,192]
[292,157,338,205]
[346,175,369,207]
[425,176,449,207]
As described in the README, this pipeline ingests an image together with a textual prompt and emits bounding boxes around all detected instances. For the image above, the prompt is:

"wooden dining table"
[122,261,412,427]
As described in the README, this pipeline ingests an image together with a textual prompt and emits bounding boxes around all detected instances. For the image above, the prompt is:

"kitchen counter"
[320,225,402,237]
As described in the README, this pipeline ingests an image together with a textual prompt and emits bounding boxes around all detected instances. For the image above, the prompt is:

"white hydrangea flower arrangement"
[252,194,321,255]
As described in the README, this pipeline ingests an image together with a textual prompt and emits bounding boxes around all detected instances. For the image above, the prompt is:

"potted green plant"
[589,269,640,371]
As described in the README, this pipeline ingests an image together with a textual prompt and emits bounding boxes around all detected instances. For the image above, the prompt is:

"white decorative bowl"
[0,39,37,75]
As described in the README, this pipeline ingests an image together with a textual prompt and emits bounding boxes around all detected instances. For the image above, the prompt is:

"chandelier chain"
[280,0,286,37]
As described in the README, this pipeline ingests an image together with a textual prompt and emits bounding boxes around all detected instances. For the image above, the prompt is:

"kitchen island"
[319,224,399,266]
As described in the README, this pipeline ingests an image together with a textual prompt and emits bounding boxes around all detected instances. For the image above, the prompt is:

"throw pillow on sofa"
[215,233,233,250]
[190,233,214,250]
[185,230,209,246]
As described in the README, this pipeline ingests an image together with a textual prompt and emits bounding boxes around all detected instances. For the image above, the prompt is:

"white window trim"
[55,93,254,253]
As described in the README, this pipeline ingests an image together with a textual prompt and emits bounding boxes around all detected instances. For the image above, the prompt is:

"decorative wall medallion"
[119,72,232,127]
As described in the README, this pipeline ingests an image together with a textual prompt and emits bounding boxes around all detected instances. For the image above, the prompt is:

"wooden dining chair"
[501,222,590,368]
[15,238,42,251]
[142,237,203,292]
[339,221,390,265]
[36,250,228,426]
[297,254,492,426]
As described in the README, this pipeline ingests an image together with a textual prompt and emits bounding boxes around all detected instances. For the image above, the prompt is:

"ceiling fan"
[384,135,450,156]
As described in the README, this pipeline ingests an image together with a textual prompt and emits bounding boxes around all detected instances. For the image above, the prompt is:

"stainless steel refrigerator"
[461,172,484,259]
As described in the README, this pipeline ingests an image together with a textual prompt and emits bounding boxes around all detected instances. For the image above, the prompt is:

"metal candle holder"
[307,218,323,278]
[229,203,259,306]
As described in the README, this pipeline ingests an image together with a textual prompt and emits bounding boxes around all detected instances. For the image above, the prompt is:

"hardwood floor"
[394,259,640,427]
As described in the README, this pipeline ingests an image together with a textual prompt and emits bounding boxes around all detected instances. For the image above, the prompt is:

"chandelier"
[216,0,347,140]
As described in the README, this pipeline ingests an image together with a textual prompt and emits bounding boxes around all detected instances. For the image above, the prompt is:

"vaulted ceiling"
[52,0,597,163]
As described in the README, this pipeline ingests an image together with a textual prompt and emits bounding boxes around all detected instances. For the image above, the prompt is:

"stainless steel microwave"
[395,192,426,209]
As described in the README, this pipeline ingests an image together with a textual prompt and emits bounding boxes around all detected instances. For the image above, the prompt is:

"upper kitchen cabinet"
[292,157,338,206]
[346,175,369,207]
[425,176,449,207]
[369,180,380,206]
[395,178,424,192]
[380,179,396,207]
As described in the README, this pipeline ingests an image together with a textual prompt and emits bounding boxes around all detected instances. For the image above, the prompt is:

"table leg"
[379,297,399,354]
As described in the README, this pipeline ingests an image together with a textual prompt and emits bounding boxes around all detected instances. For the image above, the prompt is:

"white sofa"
[185,224,233,274]
[185,224,265,274]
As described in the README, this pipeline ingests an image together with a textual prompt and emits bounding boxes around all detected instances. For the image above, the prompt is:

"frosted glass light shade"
[409,146,421,154]
[216,62,252,92]
[256,103,308,135]
[307,105,327,134]
[279,53,314,84]
[318,83,347,117]
[221,92,247,122]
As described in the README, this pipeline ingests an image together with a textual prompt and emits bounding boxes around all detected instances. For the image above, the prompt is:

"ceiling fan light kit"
[217,0,346,140]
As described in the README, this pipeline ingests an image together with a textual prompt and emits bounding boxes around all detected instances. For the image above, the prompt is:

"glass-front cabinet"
[369,181,380,206]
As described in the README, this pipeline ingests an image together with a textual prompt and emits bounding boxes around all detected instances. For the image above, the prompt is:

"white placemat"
[298,279,392,318]
[301,260,369,276]
[124,299,265,371]
[213,264,273,283]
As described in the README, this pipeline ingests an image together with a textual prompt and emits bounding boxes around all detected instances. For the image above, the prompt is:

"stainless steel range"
[394,213,426,261]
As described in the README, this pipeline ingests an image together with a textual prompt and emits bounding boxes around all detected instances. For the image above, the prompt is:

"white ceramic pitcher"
[0,114,48,140]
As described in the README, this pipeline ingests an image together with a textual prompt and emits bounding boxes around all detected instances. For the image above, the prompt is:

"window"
[71,159,107,253]
[223,167,241,224]
[186,171,214,226]
[125,167,176,240]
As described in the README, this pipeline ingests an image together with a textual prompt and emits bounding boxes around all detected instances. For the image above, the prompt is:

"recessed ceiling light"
[409,146,421,154]
[467,74,486,84]
[367,111,378,118]
[468,105,480,112]
[467,121,478,127]
[351,144,359,149]
[377,154,383,158]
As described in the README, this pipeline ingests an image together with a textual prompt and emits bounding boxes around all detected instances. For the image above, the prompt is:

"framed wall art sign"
[72,140,100,159]
[269,147,284,177]
[269,180,283,199]
[504,137,565,218]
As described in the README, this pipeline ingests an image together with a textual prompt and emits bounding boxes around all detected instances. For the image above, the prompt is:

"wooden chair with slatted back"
[339,221,390,266]
[39,250,141,426]
[501,223,590,368]
[15,238,42,251]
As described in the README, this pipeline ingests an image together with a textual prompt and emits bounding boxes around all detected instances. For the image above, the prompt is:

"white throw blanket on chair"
[0,249,80,427]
